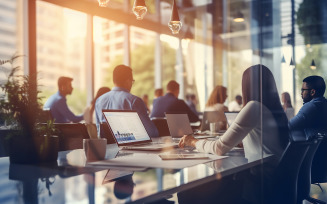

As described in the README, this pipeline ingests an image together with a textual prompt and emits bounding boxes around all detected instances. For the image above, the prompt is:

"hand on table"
[178,135,199,148]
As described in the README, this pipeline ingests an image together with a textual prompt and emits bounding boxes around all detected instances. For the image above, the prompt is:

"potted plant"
[0,55,59,164]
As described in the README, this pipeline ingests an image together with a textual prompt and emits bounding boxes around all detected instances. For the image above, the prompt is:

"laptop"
[199,111,220,132]
[165,113,218,139]
[102,110,178,151]
[224,112,239,127]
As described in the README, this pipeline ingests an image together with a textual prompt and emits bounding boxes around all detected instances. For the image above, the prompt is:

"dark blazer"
[150,93,199,122]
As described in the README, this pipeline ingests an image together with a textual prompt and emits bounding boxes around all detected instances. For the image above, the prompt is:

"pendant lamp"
[168,0,182,34]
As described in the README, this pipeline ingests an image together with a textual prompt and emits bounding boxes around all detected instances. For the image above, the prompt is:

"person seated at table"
[150,88,163,112]
[84,87,111,124]
[281,92,294,120]
[178,65,289,204]
[185,93,199,116]
[289,76,327,140]
[95,65,158,137]
[44,76,84,123]
[205,85,229,130]
[142,94,150,114]
[228,94,243,111]
[179,64,289,164]
[150,80,199,122]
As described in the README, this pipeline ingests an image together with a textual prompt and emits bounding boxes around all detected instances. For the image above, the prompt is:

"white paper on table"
[88,153,228,169]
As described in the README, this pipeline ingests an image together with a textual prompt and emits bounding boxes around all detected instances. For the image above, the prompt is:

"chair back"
[40,108,53,123]
[54,123,90,151]
[311,133,327,184]
[297,134,323,202]
[270,140,311,204]
[151,118,171,137]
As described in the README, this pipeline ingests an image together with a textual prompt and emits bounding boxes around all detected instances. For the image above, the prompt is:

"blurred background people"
[281,92,294,120]
[150,80,199,122]
[84,87,111,124]
[150,88,163,112]
[142,94,150,114]
[154,88,163,98]
[228,95,242,112]
[205,85,229,130]
[44,76,84,123]
[95,65,158,137]
[185,93,199,116]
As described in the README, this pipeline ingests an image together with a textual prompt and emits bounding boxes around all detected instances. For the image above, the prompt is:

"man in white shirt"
[228,95,242,111]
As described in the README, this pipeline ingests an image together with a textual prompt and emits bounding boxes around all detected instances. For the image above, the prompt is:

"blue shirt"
[43,91,84,123]
[289,97,327,140]
[150,93,199,122]
[95,87,159,138]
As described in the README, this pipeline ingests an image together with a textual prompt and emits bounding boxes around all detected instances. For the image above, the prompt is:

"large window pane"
[37,1,87,115]
[93,16,124,92]
[129,26,156,101]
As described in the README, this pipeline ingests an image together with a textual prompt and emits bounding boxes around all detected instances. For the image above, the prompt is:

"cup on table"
[83,138,107,161]
[210,122,221,134]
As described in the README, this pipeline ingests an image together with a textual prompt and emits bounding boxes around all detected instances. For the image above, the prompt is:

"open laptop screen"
[224,112,239,127]
[165,113,193,137]
[200,111,220,131]
[102,110,151,145]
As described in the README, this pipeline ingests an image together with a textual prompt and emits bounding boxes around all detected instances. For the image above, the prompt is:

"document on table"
[88,153,228,169]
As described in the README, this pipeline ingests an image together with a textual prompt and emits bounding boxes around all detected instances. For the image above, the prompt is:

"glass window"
[37,1,87,115]
[93,16,124,92]
[129,26,156,102]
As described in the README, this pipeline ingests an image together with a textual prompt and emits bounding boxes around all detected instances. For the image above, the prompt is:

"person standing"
[95,65,158,137]
[44,76,84,123]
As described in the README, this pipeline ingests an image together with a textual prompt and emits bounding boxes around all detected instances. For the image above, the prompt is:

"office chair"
[311,133,327,190]
[297,133,325,204]
[151,118,171,137]
[54,123,90,151]
[40,108,53,123]
[269,140,311,204]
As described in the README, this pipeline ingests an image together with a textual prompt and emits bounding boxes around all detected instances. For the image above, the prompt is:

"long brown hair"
[206,85,227,107]
[90,87,111,116]
[281,92,293,110]
[242,64,289,148]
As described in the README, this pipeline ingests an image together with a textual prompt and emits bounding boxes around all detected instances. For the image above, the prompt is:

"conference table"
[0,137,270,204]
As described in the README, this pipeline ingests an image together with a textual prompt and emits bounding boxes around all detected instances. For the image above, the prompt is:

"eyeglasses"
[301,88,312,93]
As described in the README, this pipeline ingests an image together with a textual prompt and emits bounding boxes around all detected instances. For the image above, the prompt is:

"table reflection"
[0,143,265,204]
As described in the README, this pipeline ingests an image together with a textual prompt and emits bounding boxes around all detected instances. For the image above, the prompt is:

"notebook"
[165,113,218,139]
[102,110,178,151]
[224,112,239,127]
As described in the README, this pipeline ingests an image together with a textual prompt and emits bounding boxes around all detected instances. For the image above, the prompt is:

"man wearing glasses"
[95,65,158,137]
[289,75,327,140]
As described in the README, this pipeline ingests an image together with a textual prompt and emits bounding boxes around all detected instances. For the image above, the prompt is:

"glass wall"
[1,0,327,202]
[36,1,87,115]
[93,17,125,92]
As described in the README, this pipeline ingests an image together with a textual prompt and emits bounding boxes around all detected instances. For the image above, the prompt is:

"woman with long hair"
[84,87,111,124]
[205,85,229,130]
[179,64,289,163]
[281,92,295,120]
